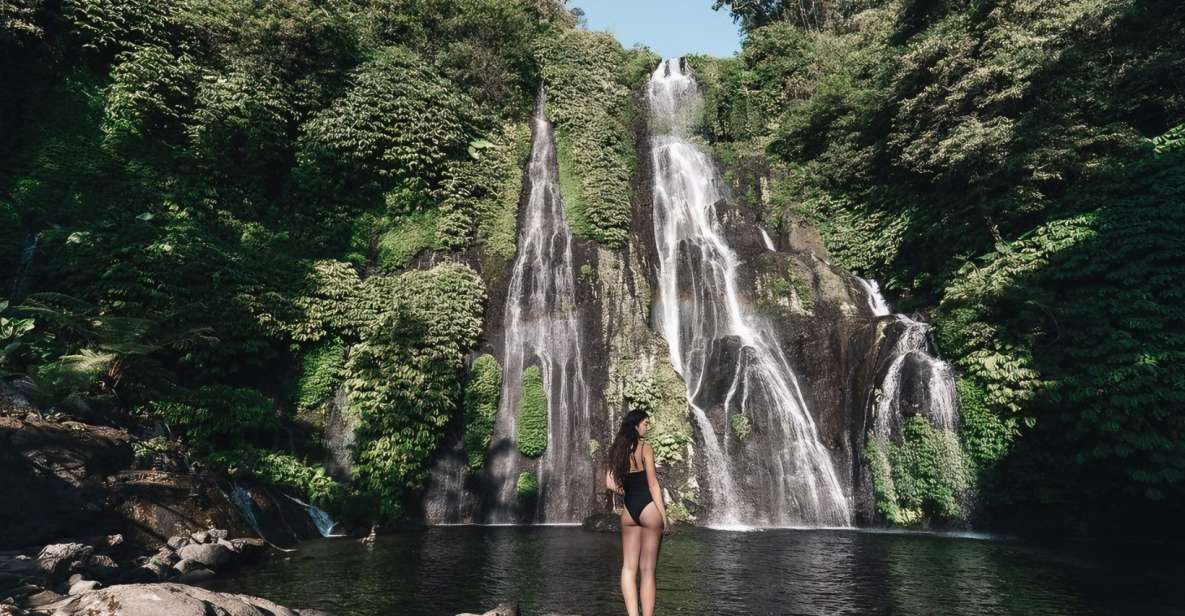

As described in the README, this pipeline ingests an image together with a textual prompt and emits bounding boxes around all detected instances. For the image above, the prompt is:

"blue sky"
[570,0,742,59]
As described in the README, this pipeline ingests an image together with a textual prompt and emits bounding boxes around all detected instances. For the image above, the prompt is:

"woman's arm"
[642,442,668,525]
[605,467,624,495]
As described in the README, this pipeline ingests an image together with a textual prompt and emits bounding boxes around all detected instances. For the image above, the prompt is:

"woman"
[605,410,670,616]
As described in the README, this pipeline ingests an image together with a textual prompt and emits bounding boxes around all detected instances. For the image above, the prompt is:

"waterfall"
[323,385,358,482]
[647,58,850,527]
[229,484,265,538]
[285,495,343,537]
[856,277,892,318]
[859,277,959,436]
[759,228,776,252]
[483,92,593,523]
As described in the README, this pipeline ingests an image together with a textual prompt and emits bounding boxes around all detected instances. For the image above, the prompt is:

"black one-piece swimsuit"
[623,467,654,525]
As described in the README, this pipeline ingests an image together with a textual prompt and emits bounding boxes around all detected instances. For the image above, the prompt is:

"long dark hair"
[607,410,649,489]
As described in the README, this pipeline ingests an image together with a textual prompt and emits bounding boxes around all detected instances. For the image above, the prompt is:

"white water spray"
[483,93,594,523]
[647,59,850,527]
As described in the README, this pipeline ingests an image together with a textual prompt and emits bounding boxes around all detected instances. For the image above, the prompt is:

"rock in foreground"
[40,583,330,616]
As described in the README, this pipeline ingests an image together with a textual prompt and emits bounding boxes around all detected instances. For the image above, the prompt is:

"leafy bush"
[148,385,277,453]
[296,46,480,205]
[209,447,346,509]
[347,262,485,520]
[464,354,502,470]
[516,470,538,498]
[516,365,547,458]
[377,209,440,271]
[435,122,531,260]
[63,0,175,55]
[730,414,751,440]
[186,60,296,205]
[295,338,347,411]
[102,43,200,156]
[865,416,970,526]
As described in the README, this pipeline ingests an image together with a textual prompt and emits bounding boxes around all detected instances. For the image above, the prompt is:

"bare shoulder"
[641,441,655,458]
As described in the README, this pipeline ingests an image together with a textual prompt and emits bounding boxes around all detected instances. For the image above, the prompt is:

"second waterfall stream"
[646,58,851,527]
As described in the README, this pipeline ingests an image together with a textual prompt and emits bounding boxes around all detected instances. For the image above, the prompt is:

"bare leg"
[621,511,642,616]
[638,502,663,616]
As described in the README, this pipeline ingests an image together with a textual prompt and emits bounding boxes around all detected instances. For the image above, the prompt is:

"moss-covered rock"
[729,414,751,441]
[617,359,691,467]
[516,365,547,457]
[463,354,502,470]
[535,30,657,246]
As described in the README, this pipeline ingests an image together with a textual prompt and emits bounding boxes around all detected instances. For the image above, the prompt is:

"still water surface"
[207,526,1184,615]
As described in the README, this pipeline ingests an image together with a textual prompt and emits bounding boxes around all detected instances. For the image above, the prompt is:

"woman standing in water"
[605,410,670,616]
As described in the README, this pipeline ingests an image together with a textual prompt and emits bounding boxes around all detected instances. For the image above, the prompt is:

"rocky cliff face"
[417,61,965,528]
[0,408,325,552]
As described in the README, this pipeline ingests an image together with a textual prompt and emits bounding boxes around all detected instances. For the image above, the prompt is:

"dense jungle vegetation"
[2,0,1183,536]
[705,0,1185,533]
[0,0,652,524]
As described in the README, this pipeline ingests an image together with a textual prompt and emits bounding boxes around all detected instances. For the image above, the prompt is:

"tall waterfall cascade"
[646,58,851,527]
[481,93,595,524]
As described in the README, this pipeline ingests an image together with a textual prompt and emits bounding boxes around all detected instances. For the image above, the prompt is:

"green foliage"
[534,30,654,246]
[295,338,346,411]
[463,354,502,470]
[764,270,814,313]
[1,0,582,526]
[347,262,485,521]
[102,43,200,156]
[864,437,913,525]
[209,447,346,509]
[434,122,531,259]
[0,301,36,377]
[866,416,970,526]
[955,376,1016,474]
[148,385,277,453]
[516,364,547,458]
[377,209,440,271]
[516,470,538,498]
[730,414,752,440]
[890,416,970,521]
[297,47,479,202]
[1152,123,1185,157]
[620,361,691,466]
[353,0,567,118]
[187,60,297,205]
[2,0,44,43]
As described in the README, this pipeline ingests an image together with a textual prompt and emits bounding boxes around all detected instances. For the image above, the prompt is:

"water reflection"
[205,527,1185,616]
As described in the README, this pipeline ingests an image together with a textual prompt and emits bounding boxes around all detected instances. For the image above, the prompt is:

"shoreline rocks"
[35,583,329,616]
[1,530,272,613]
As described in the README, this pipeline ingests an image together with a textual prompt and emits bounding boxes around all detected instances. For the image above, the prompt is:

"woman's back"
[622,444,654,526]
